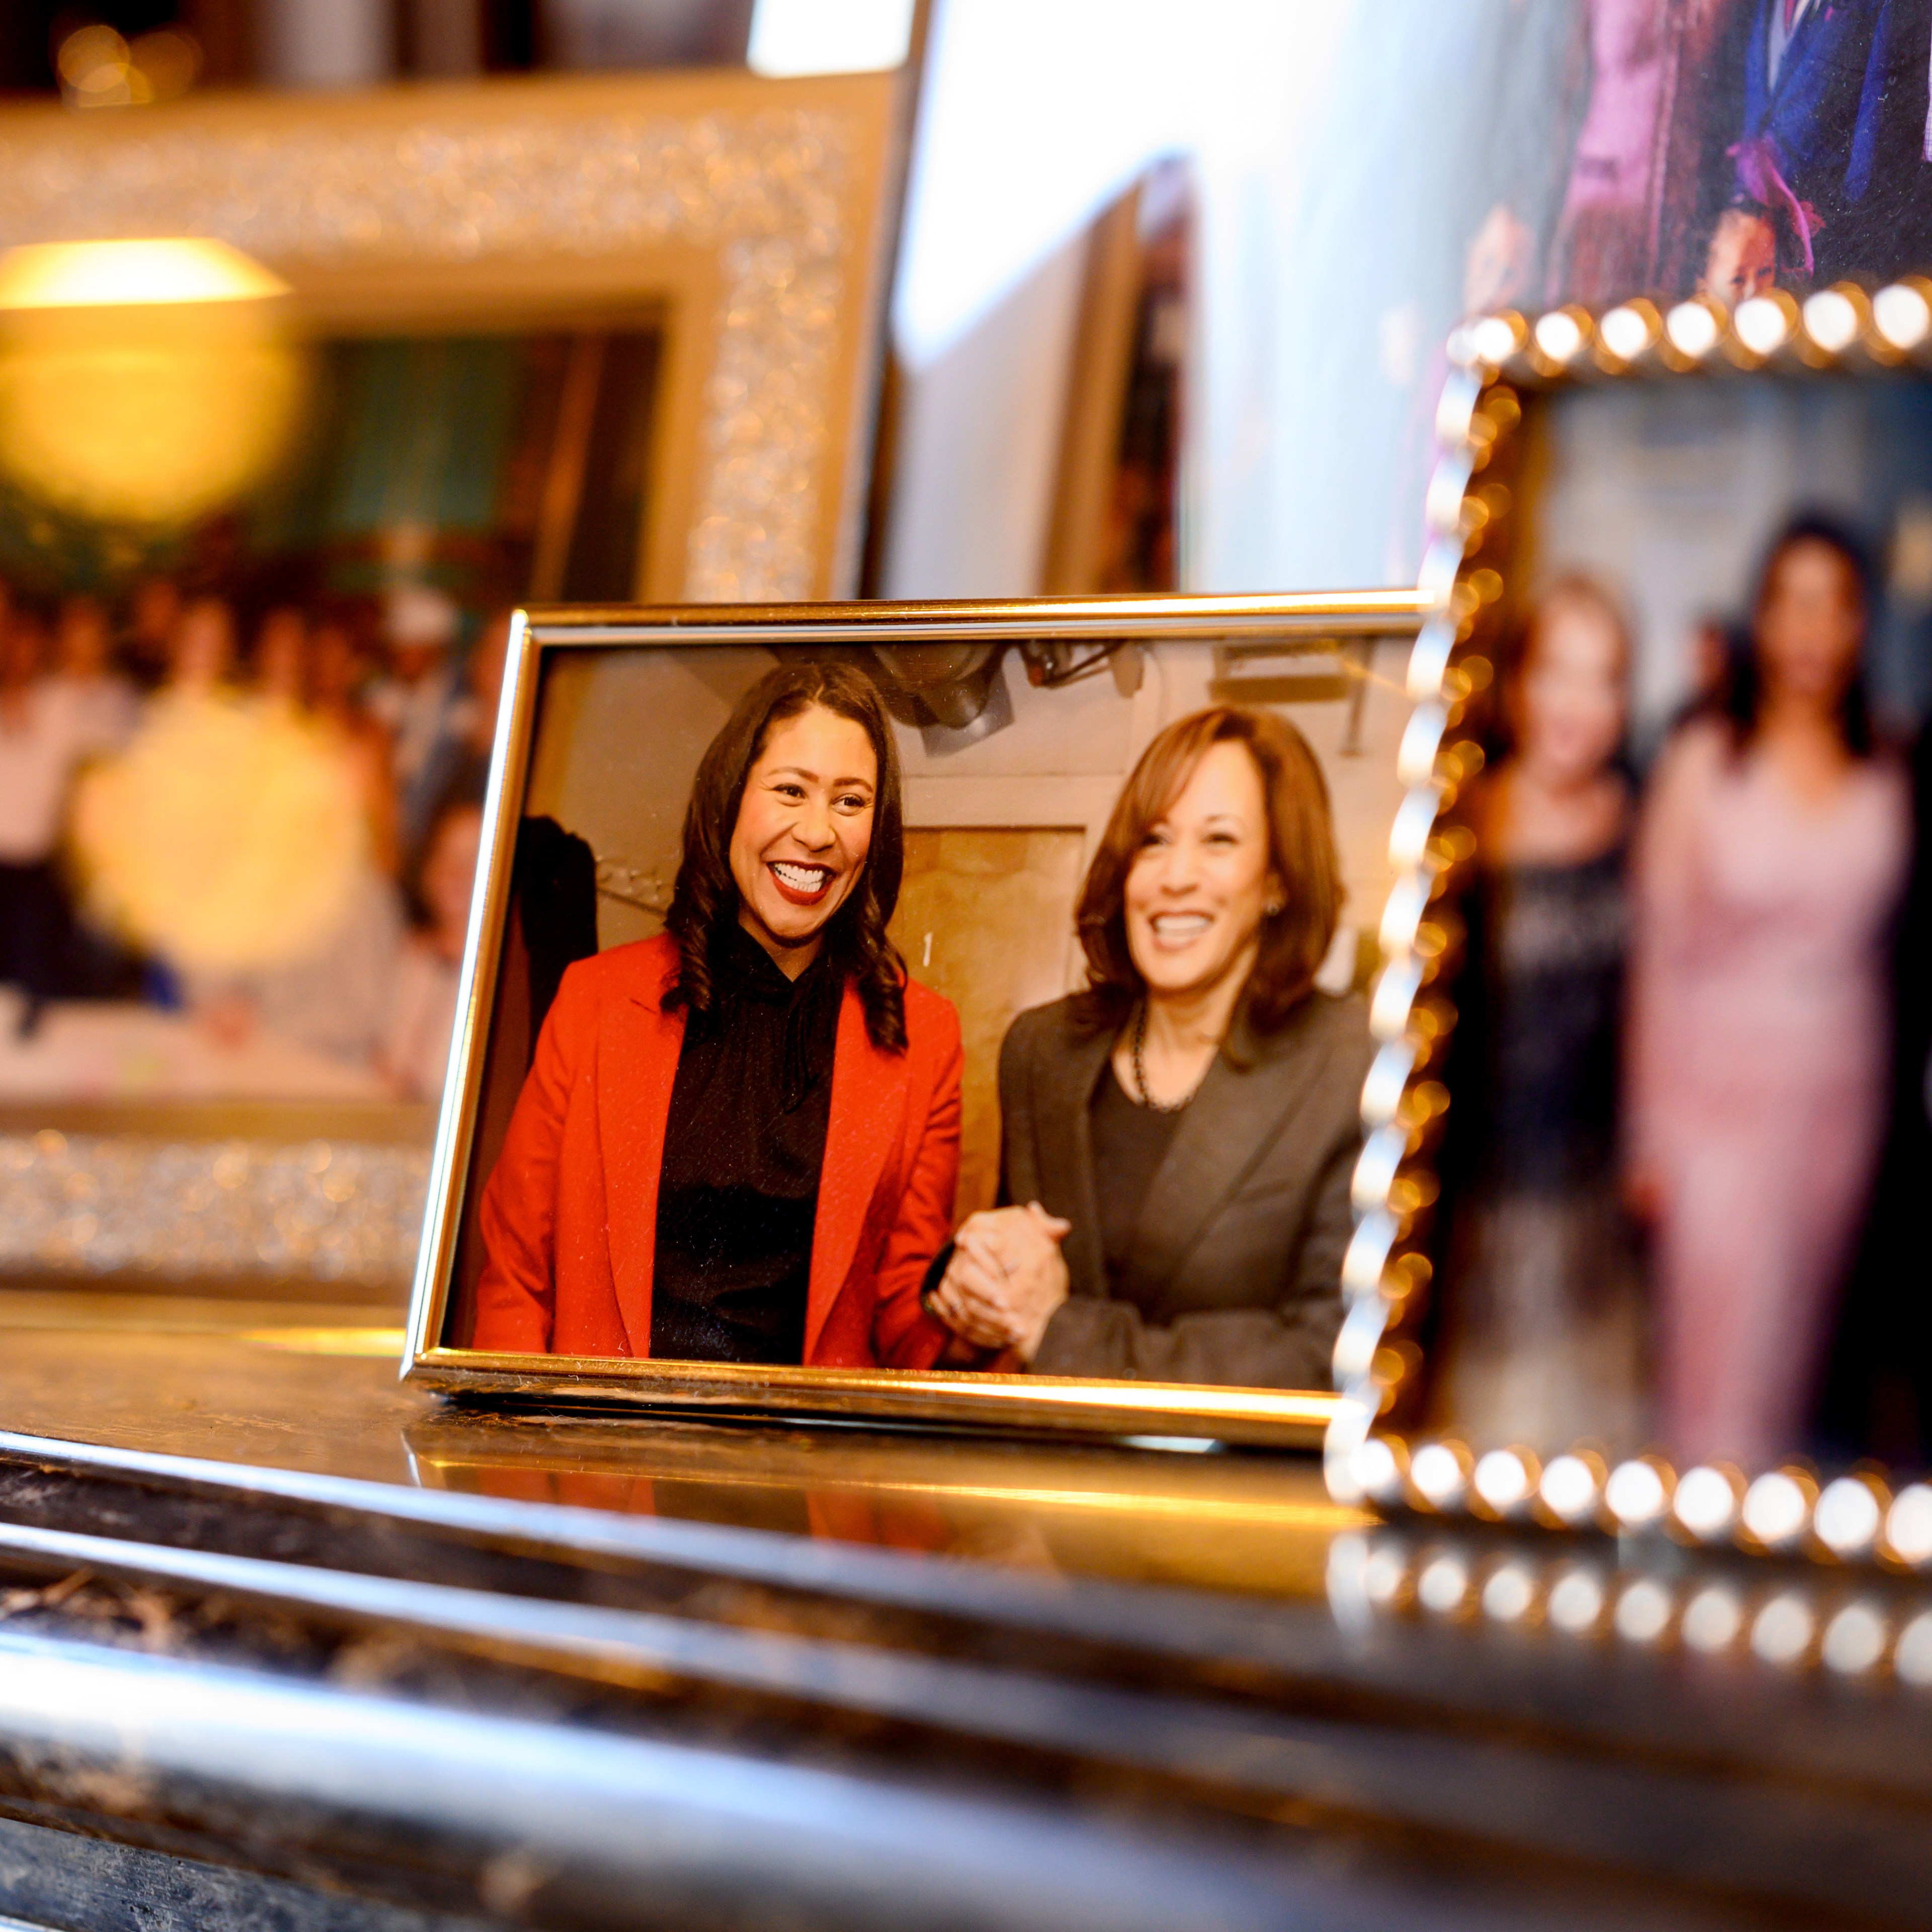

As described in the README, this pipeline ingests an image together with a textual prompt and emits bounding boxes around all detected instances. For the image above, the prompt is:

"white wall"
[882,0,1356,599]
[884,0,1595,598]
[878,232,1090,599]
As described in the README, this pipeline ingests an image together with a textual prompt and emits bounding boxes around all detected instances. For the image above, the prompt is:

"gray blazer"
[997,990,1373,1388]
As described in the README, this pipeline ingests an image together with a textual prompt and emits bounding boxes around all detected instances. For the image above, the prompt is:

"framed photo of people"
[1335,282,1932,1572]
[400,591,1427,1442]
[0,66,906,1307]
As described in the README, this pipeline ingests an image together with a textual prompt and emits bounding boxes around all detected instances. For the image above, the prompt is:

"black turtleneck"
[650,922,840,1364]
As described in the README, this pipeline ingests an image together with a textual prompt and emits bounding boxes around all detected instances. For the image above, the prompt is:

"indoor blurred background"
[11,0,1924,1323]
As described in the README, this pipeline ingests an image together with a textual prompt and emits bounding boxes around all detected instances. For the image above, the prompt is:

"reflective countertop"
[0,1289,1356,1597]
[0,1288,1929,1928]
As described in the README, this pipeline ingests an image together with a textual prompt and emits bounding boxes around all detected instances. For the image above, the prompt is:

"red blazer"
[471,933,960,1369]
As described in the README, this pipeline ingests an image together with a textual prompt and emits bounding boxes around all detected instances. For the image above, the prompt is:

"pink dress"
[1630,720,1909,1469]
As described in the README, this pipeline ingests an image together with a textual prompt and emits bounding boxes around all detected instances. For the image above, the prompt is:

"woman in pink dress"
[1630,515,1910,1470]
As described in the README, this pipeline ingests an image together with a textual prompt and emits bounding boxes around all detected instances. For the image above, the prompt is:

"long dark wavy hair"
[1726,511,1876,758]
[663,657,908,1051]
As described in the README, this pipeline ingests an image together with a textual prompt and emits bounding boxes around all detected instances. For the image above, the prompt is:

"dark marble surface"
[0,1812,500,1932]
[0,1300,427,1485]
[0,1290,1924,1929]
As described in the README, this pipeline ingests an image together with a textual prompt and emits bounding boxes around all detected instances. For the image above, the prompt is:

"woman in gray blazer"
[926,704,1373,1388]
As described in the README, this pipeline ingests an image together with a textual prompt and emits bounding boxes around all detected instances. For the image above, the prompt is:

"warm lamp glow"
[0,239,288,311]
[0,239,303,528]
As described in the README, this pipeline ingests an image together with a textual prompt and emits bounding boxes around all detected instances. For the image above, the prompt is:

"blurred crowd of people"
[1433,512,1932,1470]
[0,575,511,1101]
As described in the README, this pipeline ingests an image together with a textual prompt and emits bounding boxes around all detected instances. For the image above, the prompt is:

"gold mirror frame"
[401,590,1426,1444]
[1326,280,1932,1573]
[0,66,905,602]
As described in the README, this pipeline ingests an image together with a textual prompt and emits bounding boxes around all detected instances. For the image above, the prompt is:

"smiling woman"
[924,706,1374,1388]
[730,712,876,935]
[469,660,965,1370]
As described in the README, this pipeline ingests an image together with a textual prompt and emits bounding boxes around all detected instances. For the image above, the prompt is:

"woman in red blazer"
[471,658,961,1370]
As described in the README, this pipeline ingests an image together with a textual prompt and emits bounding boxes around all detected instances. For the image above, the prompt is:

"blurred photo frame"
[1332,282,1932,1572]
[0,67,906,1301]
[401,592,1427,1442]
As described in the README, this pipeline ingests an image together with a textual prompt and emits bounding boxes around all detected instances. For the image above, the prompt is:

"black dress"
[650,924,839,1365]
[1434,843,1646,1452]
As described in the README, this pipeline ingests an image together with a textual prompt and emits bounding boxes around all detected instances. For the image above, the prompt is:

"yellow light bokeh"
[72,693,367,973]
[0,239,289,311]
[55,25,202,111]
[0,239,304,529]
[0,330,305,527]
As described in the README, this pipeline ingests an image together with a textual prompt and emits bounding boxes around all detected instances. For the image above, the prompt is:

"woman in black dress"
[1432,574,1645,1451]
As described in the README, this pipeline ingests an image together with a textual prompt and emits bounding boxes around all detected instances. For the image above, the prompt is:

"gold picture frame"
[0,65,905,602]
[401,590,1426,1443]
[1329,280,1932,1572]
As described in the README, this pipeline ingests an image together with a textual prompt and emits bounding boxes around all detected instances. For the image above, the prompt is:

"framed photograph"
[401,591,1425,1443]
[1334,281,1932,1570]
[0,67,903,1303]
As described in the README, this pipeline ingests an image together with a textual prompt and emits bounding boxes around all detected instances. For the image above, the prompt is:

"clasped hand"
[927,1202,1071,1361]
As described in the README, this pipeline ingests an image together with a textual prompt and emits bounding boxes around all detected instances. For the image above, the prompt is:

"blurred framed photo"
[0,67,904,1307]
[403,591,1424,1442]
[0,65,903,607]
[1338,285,1932,1566]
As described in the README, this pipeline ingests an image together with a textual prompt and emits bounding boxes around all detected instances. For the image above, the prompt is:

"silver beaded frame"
[1324,278,1932,1574]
